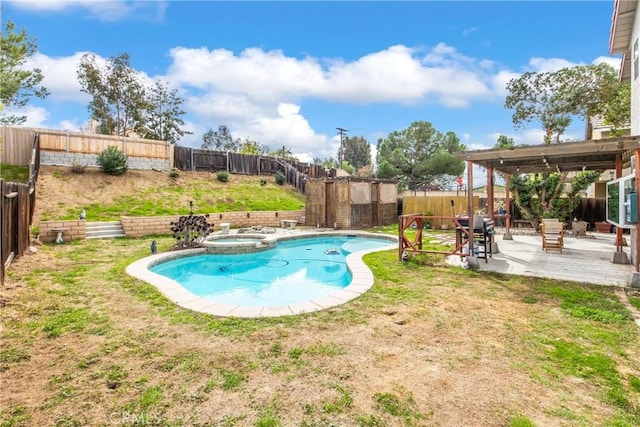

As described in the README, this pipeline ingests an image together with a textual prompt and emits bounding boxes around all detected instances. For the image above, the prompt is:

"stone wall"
[121,210,306,238]
[40,151,170,171]
[39,220,86,243]
[38,210,307,242]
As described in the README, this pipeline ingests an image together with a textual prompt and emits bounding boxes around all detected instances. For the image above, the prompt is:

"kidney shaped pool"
[126,232,397,318]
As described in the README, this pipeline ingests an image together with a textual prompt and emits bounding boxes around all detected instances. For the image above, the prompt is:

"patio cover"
[456,135,640,176]
[453,135,640,276]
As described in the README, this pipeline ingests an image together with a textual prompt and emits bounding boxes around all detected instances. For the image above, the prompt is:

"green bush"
[275,171,285,185]
[169,168,180,179]
[216,171,229,182]
[96,146,128,176]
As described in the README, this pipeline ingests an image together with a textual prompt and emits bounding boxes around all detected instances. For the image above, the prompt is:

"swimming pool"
[126,232,397,318]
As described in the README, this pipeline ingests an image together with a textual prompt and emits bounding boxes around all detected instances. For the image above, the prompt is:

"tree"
[375,121,466,191]
[494,135,515,149]
[343,136,372,169]
[201,125,241,151]
[503,65,622,225]
[269,145,298,162]
[602,82,631,136]
[0,20,48,125]
[239,138,269,155]
[505,63,621,143]
[138,80,191,144]
[77,52,146,136]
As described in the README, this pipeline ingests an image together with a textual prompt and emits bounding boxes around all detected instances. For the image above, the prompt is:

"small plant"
[96,146,128,176]
[169,168,180,179]
[170,213,214,248]
[217,171,229,182]
[70,158,87,174]
[275,171,285,185]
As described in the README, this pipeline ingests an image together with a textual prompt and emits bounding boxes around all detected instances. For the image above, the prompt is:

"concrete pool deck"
[440,229,634,287]
[125,229,397,318]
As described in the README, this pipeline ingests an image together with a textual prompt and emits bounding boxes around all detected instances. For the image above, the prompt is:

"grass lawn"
[0,164,29,182]
[1,230,639,426]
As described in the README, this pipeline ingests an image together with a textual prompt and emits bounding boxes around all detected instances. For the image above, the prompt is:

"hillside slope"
[34,166,306,222]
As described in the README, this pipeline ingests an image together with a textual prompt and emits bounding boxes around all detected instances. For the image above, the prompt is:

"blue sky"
[3,0,622,165]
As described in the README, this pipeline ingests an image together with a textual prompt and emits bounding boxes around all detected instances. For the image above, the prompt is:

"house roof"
[609,0,637,81]
[454,135,640,176]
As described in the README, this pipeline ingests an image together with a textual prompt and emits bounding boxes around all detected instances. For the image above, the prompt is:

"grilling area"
[400,136,640,287]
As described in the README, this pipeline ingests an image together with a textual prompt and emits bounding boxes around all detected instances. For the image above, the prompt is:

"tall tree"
[138,80,191,144]
[376,121,466,191]
[0,20,48,125]
[77,52,146,136]
[503,65,622,225]
[505,63,621,143]
[343,136,372,169]
[602,82,631,136]
[201,125,241,151]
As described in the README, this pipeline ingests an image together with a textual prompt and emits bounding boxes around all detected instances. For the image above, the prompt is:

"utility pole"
[336,127,348,166]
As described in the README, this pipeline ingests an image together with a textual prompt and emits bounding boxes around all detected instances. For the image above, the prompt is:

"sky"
[2,0,623,169]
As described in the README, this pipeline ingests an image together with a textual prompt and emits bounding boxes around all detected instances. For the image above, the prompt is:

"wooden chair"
[541,220,564,253]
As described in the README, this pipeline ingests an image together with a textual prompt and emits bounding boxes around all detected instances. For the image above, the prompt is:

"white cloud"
[593,55,622,72]
[528,57,577,73]
[7,0,167,22]
[5,105,50,128]
[26,52,89,102]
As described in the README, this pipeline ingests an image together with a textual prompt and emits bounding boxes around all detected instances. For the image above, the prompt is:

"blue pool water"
[150,235,393,307]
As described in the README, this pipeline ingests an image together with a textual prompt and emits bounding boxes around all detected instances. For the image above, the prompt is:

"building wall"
[632,5,640,136]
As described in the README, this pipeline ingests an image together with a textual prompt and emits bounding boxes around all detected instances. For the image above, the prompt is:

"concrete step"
[85,221,125,239]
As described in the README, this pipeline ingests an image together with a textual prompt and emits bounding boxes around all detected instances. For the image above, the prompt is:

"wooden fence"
[1,134,39,285]
[402,196,481,229]
[1,126,172,167]
[174,146,334,193]
[0,126,36,166]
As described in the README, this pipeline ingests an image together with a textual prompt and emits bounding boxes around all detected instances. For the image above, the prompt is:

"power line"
[336,127,348,165]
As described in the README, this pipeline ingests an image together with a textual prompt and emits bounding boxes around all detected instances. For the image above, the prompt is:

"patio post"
[503,174,513,240]
[467,160,478,269]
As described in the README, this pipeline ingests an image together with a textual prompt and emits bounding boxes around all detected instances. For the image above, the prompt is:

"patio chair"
[541,220,564,253]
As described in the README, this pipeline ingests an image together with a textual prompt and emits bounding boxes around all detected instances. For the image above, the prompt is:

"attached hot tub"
[202,234,276,254]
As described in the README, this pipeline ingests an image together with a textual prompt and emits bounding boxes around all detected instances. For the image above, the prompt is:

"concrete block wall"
[122,209,306,238]
[39,220,86,243]
[40,151,170,171]
[38,210,306,241]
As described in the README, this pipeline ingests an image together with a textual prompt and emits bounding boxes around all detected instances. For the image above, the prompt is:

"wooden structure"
[173,147,335,193]
[1,126,172,166]
[454,135,640,272]
[305,177,397,229]
[541,219,564,253]
[1,134,39,285]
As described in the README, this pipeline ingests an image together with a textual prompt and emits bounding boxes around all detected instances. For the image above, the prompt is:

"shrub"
[70,158,87,174]
[169,168,180,179]
[217,171,229,182]
[96,146,128,176]
[170,213,214,248]
[275,171,285,185]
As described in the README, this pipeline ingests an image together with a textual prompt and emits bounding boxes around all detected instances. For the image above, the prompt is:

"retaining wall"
[39,220,87,243]
[40,151,170,171]
[38,209,306,242]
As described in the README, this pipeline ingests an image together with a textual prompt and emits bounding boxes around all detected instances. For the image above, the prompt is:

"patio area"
[478,231,633,287]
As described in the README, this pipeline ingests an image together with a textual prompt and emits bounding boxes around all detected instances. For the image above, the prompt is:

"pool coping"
[126,230,398,318]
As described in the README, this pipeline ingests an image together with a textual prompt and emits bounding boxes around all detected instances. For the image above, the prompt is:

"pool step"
[86,221,126,239]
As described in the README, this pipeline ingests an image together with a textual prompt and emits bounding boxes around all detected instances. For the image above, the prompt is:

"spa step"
[86,221,126,239]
